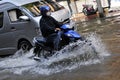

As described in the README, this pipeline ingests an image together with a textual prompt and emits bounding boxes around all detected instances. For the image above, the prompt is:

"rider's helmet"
[39,5,51,16]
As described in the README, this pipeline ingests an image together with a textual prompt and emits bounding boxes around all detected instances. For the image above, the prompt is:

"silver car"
[0,0,70,55]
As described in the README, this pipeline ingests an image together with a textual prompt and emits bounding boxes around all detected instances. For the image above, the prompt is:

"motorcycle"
[33,24,84,59]
[82,4,97,16]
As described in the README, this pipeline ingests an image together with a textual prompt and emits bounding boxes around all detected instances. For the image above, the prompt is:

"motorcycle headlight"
[66,34,72,37]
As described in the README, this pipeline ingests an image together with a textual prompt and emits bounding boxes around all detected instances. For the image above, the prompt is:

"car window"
[23,1,54,17]
[0,12,3,28]
[40,1,63,12]
[39,1,55,12]
[8,9,26,22]
[23,2,43,17]
[22,1,64,17]
[46,1,64,11]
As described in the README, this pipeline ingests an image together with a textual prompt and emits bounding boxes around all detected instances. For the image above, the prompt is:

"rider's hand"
[55,28,61,31]
[55,28,61,32]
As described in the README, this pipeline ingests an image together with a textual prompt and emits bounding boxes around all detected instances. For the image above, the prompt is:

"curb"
[71,11,120,23]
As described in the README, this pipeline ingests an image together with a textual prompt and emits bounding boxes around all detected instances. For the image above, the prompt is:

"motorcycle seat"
[35,37,46,44]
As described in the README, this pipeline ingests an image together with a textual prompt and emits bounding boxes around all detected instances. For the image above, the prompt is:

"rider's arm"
[43,22,55,32]
[50,16,62,28]
[40,19,55,34]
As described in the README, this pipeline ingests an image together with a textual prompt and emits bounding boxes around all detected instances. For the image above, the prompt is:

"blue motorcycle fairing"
[64,30,81,38]
[61,24,70,30]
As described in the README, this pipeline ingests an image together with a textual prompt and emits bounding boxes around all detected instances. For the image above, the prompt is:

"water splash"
[0,33,110,75]
[85,32,110,57]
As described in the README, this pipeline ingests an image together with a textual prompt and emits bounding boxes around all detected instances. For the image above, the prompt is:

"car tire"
[18,40,32,53]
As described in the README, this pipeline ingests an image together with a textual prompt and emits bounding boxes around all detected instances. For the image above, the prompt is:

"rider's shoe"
[34,56,41,61]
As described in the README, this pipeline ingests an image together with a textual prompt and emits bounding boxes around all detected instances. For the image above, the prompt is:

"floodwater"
[0,16,120,80]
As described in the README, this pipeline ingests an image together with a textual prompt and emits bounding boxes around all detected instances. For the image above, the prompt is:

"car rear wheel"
[18,40,32,53]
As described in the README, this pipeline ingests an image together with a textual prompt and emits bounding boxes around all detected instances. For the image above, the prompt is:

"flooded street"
[0,16,120,80]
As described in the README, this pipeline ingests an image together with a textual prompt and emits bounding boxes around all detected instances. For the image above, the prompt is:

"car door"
[0,11,16,55]
[7,8,37,50]
[0,7,37,55]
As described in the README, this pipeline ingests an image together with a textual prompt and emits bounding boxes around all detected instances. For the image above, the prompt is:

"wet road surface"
[0,16,120,80]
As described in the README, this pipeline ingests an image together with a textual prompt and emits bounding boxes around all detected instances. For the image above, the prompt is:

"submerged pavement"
[0,6,120,79]
[0,13,119,80]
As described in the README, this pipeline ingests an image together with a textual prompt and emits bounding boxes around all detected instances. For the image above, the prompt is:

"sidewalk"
[71,9,120,23]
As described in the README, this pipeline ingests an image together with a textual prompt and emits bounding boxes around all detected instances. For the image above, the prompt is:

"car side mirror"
[19,16,30,21]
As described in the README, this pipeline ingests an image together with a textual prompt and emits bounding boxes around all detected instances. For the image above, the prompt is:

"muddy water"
[0,16,119,80]
[77,16,120,80]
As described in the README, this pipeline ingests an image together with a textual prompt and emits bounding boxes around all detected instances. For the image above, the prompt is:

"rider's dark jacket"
[40,15,61,37]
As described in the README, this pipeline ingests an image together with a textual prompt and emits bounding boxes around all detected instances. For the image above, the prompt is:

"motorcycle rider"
[39,5,62,51]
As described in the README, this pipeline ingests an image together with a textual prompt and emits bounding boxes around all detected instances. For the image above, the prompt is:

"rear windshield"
[23,1,64,17]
